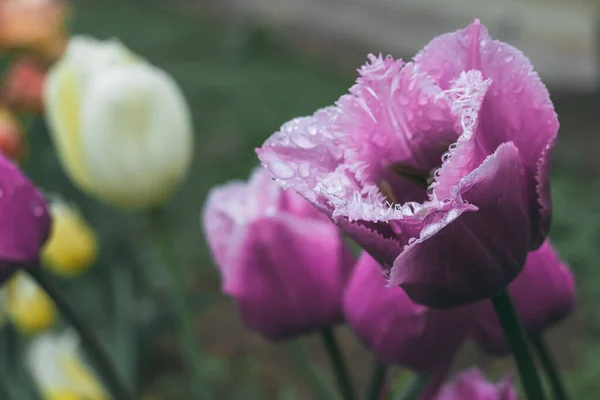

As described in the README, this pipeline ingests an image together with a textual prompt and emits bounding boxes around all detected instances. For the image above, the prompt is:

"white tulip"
[45,36,193,208]
[27,331,107,399]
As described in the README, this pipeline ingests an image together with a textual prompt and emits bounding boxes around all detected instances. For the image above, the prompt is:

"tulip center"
[378,163,432,205]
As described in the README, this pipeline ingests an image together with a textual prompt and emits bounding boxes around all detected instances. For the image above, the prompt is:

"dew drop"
[306,125,318,136]
[417,96,428,106]
[270,161,296,179]
[291,134,316,149]
[449,143,457,150]
[299,163,311,178]
[32,206,44,217]
[408,237,416,245]
[513,85,524,94]
[398,94,410,106]
[441,152,451,162]
[504,55,514,63]
[427,187,434,195]
[434,168,442,177]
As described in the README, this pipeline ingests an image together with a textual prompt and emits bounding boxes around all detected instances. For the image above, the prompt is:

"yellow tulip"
[44,36,194,209]
[41,200,98,277]
[5,272,55,335]
[27,331,108,400]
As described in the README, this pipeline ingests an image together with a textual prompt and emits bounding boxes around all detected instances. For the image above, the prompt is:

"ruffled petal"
[390,143,529,308]
[337,55,457,201]
[225,214,352,340]
[415,20,558,246]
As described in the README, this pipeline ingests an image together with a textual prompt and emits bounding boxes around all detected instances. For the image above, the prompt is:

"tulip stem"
[491,291,546,400]
[391,373,430,400]
[320,327,356,400]
[531,335,569,400]
[149,208,212,400]
[0,375,12,400]
[27,268,134,400]
[288,340,339,400]
[366,358,387,400]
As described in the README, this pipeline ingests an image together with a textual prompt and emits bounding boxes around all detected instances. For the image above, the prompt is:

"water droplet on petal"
[270,161,296,179]
[299,163,311,178]
[398,94,410,105]
[449,143,457,150]
[418,96,428,106]
[504,55,514,63]
[32,206,44,217]
[408,237,416,245]
[306,125,318,136]
[291,134,316,149]
[441,152,451,162]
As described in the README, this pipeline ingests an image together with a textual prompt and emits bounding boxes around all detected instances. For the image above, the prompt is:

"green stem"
[0,372,12,400]
[288,340,338,400]
[27,269,134,400]
[531,335,569,400]
[366,358,387,400]
[392,374,429,400]
[491,291,546,400]
[320,327,355,400]
[149,208,212,400]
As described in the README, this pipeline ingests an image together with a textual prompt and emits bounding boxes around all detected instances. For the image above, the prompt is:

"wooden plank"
[229,0,598,91]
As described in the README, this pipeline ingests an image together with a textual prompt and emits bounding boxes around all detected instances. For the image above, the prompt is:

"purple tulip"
[257,20,558,308]
[343,252,472,372]
[0,156,51,282]
[202,168,354,340]
[472,241,576,355]
[434,369,516,400]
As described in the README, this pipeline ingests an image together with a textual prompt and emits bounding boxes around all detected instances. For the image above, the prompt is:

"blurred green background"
[16,0,600,398]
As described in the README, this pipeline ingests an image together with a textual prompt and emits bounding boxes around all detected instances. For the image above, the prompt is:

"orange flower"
[1,57,46,113]
[0,107,27,162]
[0,0,69,60]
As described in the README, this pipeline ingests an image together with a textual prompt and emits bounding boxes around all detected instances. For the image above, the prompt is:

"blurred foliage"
[7,0,600,398]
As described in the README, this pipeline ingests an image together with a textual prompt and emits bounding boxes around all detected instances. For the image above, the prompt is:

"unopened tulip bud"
[5,272,55,335]
[45,36,193,209]
[0,108,27,162]
[27,331,108,400]
[343,252,472,372]
[202,168,354,340]
[471,240,576,356]
[1,57,46,113]
[0,0,69,60]
[434,369,516,400]
[41,199,98,277]
[0,154,51,283]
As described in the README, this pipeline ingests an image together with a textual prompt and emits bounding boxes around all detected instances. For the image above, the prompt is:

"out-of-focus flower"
[41,199,98,277]
[1,56,46,113]
[472,241,576,355]
[202,168,354,340]
[0,154,51,283]
[0,0,69,60]
[44,36,194,209]
[0,107,27,162]
[257,20,558,308]
[27,331,108,400]
[343,252,471,372]
[2,271,55,335]
[434,369,516,400]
